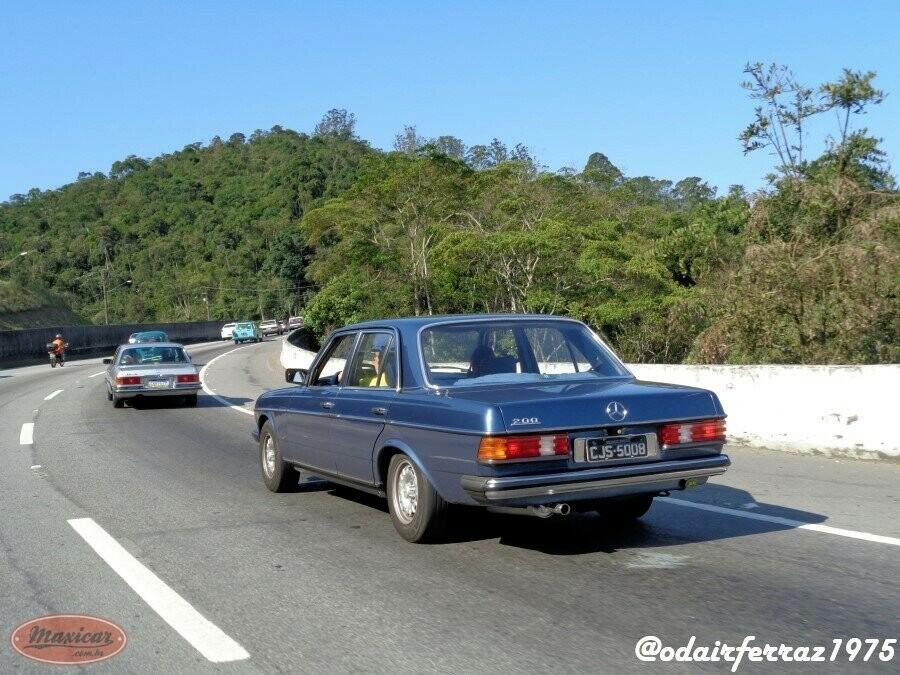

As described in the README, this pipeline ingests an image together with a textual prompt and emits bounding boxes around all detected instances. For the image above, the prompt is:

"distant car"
[103,343,200,408]
[128,330,168,344]
[280,327,320,378]
[221,323,237,340]
[259,320,283,336]
[254,315,730,543]
[232,322,261,344]
[287,316,303,329]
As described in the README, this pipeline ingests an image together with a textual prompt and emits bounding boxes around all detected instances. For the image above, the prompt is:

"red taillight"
[658,419,726,446]
[478,434,569,462]
[116,376,141,386]
[177,374,199,383]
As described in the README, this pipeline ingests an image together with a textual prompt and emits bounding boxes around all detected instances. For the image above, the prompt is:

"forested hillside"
[1,67,897,363]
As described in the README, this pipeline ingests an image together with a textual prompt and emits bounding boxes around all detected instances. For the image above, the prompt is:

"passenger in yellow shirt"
[363,349,387,387]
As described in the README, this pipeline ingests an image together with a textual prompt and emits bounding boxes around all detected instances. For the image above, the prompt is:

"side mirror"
[286,368,307,384]
[102,358,112,365]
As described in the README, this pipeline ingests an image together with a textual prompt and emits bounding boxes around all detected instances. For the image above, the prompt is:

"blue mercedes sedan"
[252,315,730,542]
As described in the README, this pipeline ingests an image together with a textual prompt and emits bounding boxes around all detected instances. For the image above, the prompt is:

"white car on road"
[221,322,237,340]
[260,320,283,337]
[280,327,318,380]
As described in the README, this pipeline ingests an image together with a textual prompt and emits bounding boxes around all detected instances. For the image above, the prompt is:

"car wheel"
[386,454,448,543]
[112,395,125,409]
[259,422,298,492]
[106,387,112,401]
[184,394,198,407]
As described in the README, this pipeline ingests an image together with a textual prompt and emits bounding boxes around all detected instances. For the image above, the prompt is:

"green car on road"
[232,322,261,344]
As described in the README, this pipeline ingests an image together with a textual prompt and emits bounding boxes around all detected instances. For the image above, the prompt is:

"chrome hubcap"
[263,436,276,478]
[393,461,418,524]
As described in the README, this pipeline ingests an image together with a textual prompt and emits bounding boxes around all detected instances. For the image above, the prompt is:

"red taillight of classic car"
[657,418,726,447]
[176,374,199,383]
[116,375,142,386]
[478,434,569,462]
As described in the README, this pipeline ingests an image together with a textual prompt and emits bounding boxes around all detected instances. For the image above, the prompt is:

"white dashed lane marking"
[44,389,63,400]
[19,423,34,445]
[68,518,250,663]
[89,371,106,378]
[661,497,900,547]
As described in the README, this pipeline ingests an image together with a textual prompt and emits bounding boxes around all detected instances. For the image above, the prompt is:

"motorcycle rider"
[50,333,67,365]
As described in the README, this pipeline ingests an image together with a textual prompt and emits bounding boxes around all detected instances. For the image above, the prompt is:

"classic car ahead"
[260,319,283,337]
[253,315,730,543]
[128,330,168,344]
[104,343,201,408]
[232,322,261,344]
[221,322,237,340]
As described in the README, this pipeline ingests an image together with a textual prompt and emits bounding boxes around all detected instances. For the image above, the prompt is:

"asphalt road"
[1,339,897,673]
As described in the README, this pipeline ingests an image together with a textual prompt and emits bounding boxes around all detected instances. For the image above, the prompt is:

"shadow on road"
[124,393,253,410]
[311,481,827,554]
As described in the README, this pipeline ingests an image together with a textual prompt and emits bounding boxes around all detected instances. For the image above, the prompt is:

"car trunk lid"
[447,378,723,432]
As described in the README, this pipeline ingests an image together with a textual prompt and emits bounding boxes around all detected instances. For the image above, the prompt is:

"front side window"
[310,333,356,386]
[420,320,628,387]
[346,332,397,388]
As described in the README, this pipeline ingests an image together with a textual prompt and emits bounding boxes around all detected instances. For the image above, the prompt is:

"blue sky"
[1,1,898,201]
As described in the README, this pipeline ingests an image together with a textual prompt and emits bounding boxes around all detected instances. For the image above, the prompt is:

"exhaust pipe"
[488,503,571,518]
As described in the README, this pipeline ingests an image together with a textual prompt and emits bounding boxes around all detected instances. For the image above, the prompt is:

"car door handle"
[371,407,387,416]
[320,401,334,410]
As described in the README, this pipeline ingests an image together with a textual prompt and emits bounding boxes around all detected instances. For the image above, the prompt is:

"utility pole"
[203,296,210,321]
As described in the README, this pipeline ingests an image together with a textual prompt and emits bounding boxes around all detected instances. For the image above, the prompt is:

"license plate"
[146,379,170,389]
[586,435,652,462]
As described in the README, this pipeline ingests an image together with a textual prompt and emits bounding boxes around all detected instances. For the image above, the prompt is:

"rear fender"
[373,438,448,500]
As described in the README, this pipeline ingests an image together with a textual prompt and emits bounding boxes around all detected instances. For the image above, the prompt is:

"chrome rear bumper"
[461,454,730,505]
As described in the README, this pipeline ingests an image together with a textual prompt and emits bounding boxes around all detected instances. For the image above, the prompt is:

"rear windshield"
[119,346,188,365]
[420,320,628,387]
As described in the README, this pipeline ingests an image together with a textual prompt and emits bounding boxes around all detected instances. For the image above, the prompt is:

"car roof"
[340,313,577,332]
[133,330,166,335]
[120,342,185,349]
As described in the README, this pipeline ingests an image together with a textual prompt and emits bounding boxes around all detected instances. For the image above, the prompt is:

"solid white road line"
[19,423,34,445]
[198,346,255,416]
[44,389,63,400]
[89,370,106,378]
[68,518,250,663]
[661,497,900,547]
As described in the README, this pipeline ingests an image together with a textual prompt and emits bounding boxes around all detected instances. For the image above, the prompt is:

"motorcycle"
[47,343,65,368]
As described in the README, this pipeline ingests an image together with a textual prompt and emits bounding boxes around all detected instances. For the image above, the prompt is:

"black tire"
[259,422,298,492]
[106,387,112,401]
[386,454,449,543]
[50,360,56,368]
[184,394,198,407]
[112,395,125,409]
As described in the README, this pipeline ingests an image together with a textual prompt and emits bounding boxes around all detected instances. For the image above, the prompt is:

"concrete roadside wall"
[283,342,898,459]
[0,321,225,364]
[628,364,899,460]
